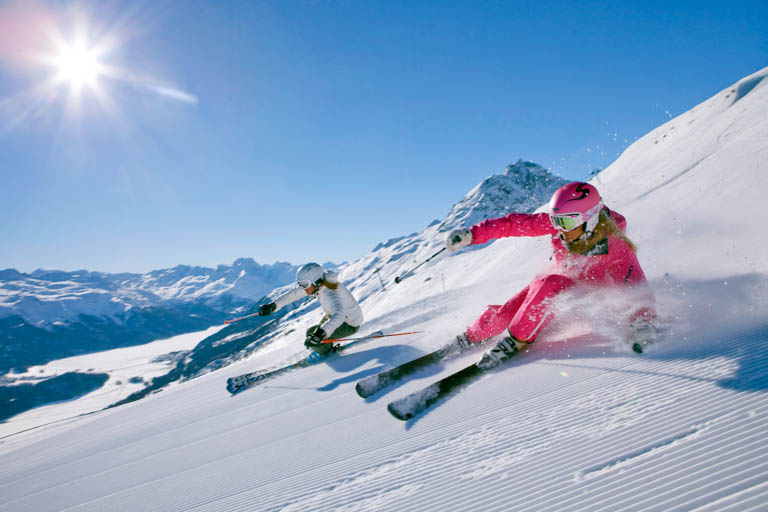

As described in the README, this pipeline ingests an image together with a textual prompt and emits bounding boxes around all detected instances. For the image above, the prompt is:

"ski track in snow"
[1,327,763,512]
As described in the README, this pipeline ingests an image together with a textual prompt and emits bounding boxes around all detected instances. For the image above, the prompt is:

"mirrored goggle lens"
[551,215,581,231]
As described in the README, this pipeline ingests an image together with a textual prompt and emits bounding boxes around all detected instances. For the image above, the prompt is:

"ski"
[226,330,383,395]
[355,345,455,398]
[386,339,528,421]
[387,361,486,420]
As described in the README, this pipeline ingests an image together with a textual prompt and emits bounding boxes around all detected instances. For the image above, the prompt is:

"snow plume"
[651,273,768,347]
[545,286,654,352]
[542,274,768,357]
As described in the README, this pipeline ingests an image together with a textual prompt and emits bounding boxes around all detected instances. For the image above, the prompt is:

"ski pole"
[225,312,259,324]
[321,330,425,344]
[394,247,446,284]
[225,312,276,325]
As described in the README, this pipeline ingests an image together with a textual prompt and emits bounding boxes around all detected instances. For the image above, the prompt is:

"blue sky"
[1,0,766,273]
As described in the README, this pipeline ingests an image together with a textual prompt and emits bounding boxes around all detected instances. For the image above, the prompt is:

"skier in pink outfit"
[445,182,656,369]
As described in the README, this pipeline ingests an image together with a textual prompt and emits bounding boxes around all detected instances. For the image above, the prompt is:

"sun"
[53,42,103,89]
[48,38,106,92]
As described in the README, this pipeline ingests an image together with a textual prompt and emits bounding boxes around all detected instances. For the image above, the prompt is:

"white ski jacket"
[273,269,364,336]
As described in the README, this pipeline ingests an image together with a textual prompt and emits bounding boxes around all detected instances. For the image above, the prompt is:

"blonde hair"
[566,210,637,254]
[321,278,339,290]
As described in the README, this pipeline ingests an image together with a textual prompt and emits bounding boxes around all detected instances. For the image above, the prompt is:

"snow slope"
[0,67,766,511]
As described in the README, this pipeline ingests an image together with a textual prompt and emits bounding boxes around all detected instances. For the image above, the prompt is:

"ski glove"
[259,302,277,316]
[446,228,472,252]
[304,326,327,348]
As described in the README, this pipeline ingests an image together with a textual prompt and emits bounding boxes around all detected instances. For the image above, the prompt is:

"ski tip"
[387,402,413,421]
[226,378,242,395]
[228,383,247,395]
[355,382,371,399]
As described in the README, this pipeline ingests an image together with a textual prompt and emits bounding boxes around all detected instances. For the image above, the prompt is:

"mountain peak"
[504,159,542,175]
[231,257,256,267]
[439,160,567,231]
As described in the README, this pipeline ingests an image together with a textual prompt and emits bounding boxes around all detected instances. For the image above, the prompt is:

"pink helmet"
[549,182,603,232]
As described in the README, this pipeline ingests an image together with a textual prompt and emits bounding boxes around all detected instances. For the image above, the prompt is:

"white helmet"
[296,262,324,289]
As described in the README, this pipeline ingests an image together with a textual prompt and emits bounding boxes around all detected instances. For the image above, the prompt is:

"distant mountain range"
[0,259,299,373]
[0,259,299,325]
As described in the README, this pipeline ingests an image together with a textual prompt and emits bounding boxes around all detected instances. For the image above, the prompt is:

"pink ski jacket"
[469,209,649,289]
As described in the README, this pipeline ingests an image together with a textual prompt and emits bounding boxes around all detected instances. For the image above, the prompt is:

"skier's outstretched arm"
[267,287,310,314]
[446,212,554,251]
[470,212,554,245]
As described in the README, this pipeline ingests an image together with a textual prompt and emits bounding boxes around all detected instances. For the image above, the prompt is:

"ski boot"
[442,333,474,356]
[630,319,657,354]
[477,335,527,369]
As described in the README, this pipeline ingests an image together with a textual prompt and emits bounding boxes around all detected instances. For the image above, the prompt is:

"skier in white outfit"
[258,263,364,356]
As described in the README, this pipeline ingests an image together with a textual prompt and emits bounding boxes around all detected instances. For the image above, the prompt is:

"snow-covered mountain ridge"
[0,258,298,326]
[0,259,299,374]
[441,159,567,230]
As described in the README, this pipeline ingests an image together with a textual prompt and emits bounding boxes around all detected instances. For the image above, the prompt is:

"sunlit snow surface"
[0,68,766,511]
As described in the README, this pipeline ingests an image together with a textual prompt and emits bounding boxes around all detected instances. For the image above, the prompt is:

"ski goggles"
[550,213,584,232]
[298,279,320,289]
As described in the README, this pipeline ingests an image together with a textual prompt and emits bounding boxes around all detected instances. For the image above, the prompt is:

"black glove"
[304,326,327,348]
[259,302,276,316]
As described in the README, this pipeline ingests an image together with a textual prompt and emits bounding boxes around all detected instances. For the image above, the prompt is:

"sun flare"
[48,37,107,93]
[53,42,103,88]
[0,6,197,128]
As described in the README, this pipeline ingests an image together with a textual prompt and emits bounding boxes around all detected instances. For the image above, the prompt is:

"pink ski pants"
[466,274,575,343]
